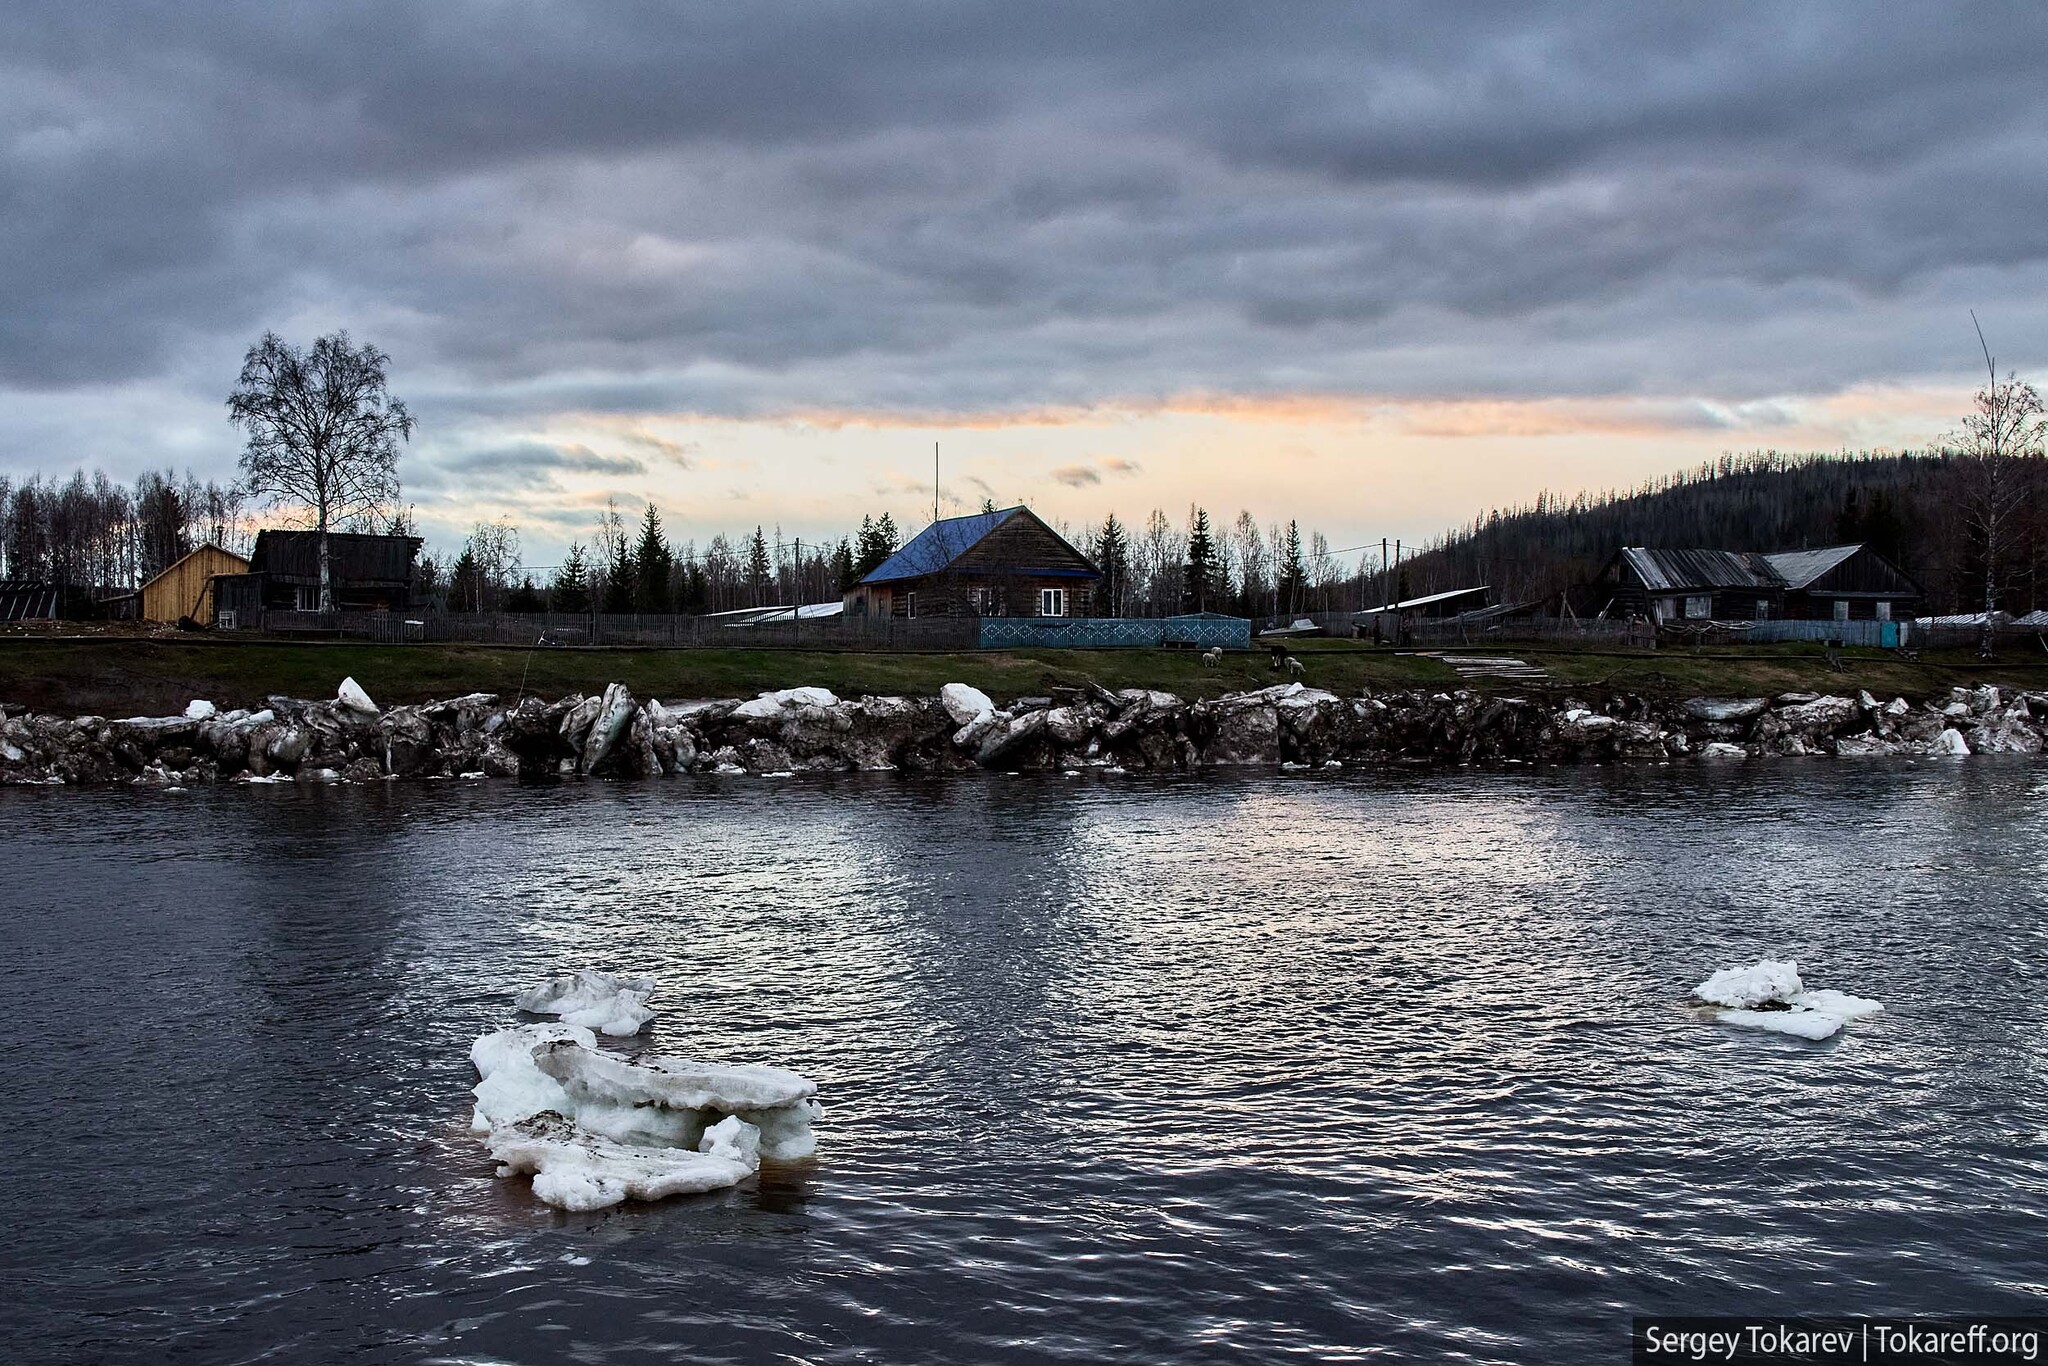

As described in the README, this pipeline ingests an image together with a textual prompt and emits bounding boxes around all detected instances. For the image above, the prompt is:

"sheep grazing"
[1201,647,1223,669]
[1284,655,1305,677]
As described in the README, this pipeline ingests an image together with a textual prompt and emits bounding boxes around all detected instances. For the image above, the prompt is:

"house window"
[1756,598,1771,620]
[970,586,996,616]
[1684,595,1711,619]
[1875,601,1891,621]
[1833,599,1850,622]
[1653,598,1675,621]
[1039,587,1068,618]
[905,591,917,619]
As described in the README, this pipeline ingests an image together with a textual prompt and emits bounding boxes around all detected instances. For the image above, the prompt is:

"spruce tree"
[1183,507,1216,613]
[552,543,592,613]
[1095,512,1130,616]
[601,528,634,613]
[833,537,857,592]
[747,526,772,604]
[1277,520,1307,613]
[506,575,543,613]
[450,546,481,613]
[633,503,674,612]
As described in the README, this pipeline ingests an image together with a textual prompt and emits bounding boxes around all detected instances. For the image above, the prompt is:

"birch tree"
[1946,319,2047,655]
[227,331,412,612]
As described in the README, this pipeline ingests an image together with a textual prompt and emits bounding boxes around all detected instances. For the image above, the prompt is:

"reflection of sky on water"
[5,762,2048,1363]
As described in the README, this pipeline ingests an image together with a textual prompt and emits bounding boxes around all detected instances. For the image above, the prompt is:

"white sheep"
[1284,655,1305,677]
[1201,647,1223,668]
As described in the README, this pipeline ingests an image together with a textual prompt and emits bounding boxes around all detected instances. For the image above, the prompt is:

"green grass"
[2,634,2042,717]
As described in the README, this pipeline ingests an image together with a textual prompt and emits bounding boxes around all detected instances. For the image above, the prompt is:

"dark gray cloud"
[4,1,2048,468]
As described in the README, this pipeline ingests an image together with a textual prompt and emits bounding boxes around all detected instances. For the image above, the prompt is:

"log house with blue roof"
[844,506,1101,619]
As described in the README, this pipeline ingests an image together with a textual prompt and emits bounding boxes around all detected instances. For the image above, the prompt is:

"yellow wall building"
[140,544,250,624]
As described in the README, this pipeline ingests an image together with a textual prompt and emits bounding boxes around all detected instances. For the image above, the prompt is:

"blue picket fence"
[978,615,1252,650]
[1740,619,1901,648]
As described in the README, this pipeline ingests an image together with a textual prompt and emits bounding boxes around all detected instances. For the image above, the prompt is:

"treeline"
[436,499,1382,619]
[0,470,252,594]
[1396,449,2047,615]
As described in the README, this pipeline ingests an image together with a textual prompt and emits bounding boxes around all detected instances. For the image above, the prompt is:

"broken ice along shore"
[3,674,2044,786]
[473,970,821,1212]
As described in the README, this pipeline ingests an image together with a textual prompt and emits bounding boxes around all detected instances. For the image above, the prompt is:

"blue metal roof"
[860,507,1022,584]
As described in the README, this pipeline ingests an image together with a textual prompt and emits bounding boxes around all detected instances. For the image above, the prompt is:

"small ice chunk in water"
[1693,960,1884,1040]
[534,1038,822,1159]
[488,1111,760,1212]
[469,1023,598,1131]
[1695,959,1804,1008]
[513,969,657,1036]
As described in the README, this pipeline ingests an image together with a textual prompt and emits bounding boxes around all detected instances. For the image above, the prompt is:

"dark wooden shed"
[213,530,422,620]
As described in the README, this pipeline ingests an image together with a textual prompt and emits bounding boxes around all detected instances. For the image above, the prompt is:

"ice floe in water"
[487,1111,761,1212]
[467,1002,821,1210]
[513,968,656,1036]
[1692,959,1884,1040]
[469,1023,597,1132]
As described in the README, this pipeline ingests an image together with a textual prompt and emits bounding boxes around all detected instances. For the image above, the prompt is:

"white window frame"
[1684,595,1711,620]
[1039,587,1068,618]
[1833,599,1850,622]
[1755,598,1771,620]
[1653,598,1675,621]
[1874,601,1891,622]
[905,590,917,619]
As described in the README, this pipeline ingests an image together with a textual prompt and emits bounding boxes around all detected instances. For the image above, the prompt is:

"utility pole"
[934,441,941,524]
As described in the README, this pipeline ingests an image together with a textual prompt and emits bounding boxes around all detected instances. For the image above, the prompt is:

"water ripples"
[2,762,2045,1363]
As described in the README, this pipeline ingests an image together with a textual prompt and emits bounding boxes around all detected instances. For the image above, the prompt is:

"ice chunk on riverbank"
[940,683,995,726]
[337,677,378,714]
[733,686,839,718]
[534,1038,821,1159]
[1693,960,1884,1040]
[487,1111,759,1211]
[184,699,216,720]
[513,969,657,1036]
[469,1023,598,1131]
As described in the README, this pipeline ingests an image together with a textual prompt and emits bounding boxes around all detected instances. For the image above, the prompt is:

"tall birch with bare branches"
[1944,319,2047,655]
[227,331,412,612]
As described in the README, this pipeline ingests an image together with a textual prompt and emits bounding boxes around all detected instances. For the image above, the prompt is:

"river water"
[3,762,2046,1364]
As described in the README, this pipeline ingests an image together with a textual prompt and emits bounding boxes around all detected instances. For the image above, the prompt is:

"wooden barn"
[844,506,1101,619]
[139,544,250,624]
[1591,544,1920,623]
[212,530,423,622]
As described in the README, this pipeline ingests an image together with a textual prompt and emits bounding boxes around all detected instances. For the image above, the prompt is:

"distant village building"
[844,506,1101,619]
[1594,544,1920,623]
[212,530,423,624]
[139,544,250,624]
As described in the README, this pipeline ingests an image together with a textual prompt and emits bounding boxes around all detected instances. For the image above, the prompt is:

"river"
[3,762,2045,1364]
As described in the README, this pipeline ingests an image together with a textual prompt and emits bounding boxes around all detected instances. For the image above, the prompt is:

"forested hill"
[1402,450,1997,610]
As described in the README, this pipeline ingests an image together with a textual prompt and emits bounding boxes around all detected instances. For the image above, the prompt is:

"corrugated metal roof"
[1762,544,1861,589]
[0,581,59,621]
[860,508,1018,584]
[860,506,1098,585]
[1619,548,1780,592]
[1356,585,1490,615]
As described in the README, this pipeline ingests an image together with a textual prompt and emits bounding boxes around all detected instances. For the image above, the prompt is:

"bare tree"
[1944,317,2048,655]
[227,331,412,612]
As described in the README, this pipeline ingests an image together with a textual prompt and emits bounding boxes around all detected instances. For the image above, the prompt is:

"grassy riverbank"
[1,634,2044,716]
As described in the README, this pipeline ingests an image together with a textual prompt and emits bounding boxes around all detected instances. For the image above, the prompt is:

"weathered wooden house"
[139,544,250,624]
[1765,545,1921,621]
[1592,544,1919,622]
[212,530,423,622]
[844,506,1101,619]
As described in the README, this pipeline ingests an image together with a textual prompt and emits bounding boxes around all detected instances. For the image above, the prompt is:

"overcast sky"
[6,3,2046,563]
